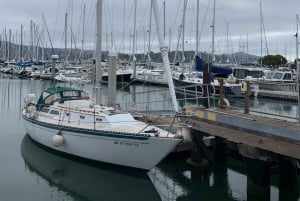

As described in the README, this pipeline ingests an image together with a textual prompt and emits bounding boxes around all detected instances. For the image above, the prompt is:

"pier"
[184,106,300,160]
[180,104,300,200]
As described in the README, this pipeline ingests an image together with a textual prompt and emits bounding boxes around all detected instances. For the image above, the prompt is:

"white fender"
[52,133,64,147]
[176,126,192,141]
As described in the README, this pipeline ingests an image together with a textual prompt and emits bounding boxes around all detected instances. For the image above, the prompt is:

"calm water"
[0,76,299,201]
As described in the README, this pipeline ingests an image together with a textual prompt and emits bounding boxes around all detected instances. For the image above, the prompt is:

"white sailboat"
[22,0,184,170]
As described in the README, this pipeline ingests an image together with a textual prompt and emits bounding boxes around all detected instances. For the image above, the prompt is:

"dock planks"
[185,106,300,160]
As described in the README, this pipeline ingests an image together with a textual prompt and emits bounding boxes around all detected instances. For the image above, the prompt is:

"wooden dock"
[184,106,300,160]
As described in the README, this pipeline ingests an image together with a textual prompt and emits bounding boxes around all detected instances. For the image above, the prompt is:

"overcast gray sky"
[1,0,300,61]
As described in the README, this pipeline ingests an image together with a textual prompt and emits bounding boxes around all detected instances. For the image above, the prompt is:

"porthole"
[41,108,50,113]
[50,110,59,115]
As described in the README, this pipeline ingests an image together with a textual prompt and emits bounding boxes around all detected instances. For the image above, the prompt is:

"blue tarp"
[195,56,232,78]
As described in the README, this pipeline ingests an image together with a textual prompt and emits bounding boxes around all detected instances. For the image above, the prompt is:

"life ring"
[218,97,230,107]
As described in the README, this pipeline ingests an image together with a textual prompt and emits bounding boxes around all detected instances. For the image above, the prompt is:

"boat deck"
[35,115,173,137]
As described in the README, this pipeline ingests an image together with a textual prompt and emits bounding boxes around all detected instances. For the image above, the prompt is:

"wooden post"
[219,79,224,108]
[108,49,117,107]
[244,80,250,114]
[51,55,59,82]
[203,63,211,108]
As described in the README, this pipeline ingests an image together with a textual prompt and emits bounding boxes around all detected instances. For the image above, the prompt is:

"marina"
[1,0,300,200]
[1,76,300,201]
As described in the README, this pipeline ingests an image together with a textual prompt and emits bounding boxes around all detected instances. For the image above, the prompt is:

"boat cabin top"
[36,86,89,110]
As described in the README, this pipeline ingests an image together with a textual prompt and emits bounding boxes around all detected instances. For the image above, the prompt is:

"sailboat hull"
[101,72,132,83]
[23,113,181,170]
[173,77,244,97]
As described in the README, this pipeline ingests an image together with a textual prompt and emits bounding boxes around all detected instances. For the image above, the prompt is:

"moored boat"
[173,56,245,97]
[22,86,183,170]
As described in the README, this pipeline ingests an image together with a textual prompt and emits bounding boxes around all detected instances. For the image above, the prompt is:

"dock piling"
[186,132,210,169]
[246,158,270,201]
[279,155,298,188]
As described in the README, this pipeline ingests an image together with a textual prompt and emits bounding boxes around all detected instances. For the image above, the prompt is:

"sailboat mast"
[132,0,137,79]
[81,4,86,60]
[296,14,299,74]
[151,0,178,113]
[148,1,152,63]
[296,14,300,121]
[64,12,68,62]
[30,20,34,61]
[163,1,166,40]
[8,29,11,61]
[260,1,263,67]
[181,0,187,63]
[95,0,103,105]
[211,0,216,63]
[20,25,23,59]
[195,0,199,56]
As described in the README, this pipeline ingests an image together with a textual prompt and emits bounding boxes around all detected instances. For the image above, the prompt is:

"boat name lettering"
[114,141,139,147]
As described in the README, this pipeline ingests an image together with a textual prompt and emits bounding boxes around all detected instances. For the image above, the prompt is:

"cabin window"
[41,108,50,113]
[45,94,60,104]
[265,72,274,79]
[42,92,50,100]
[80,115,85,119]
[96,118,102,121]
[273,72,283,79]
[283,73,291,80]
[50,110,60,115]
[63,91,79,97]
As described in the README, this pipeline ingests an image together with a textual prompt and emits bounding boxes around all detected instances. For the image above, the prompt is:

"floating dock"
[256,89,298,102]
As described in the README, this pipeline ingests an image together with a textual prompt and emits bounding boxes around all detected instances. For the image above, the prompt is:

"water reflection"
[21,134,161,201]
[150,156,237,201]
[154,154,300,201]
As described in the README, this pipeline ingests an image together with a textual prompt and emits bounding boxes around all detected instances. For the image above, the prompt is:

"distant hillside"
[118,50,260,64]
[0,42,260,64]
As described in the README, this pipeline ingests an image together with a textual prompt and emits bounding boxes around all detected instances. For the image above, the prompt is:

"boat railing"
[220,79,300,121]
[255,79,296,85]
[121,83,219,114]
